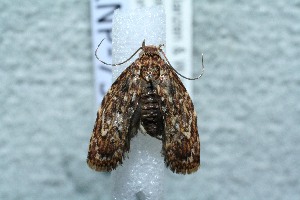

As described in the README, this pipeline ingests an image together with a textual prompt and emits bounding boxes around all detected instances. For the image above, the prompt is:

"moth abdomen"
[140,82,164,139]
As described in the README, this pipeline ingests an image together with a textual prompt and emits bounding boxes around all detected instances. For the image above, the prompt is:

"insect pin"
[87,39,204,174]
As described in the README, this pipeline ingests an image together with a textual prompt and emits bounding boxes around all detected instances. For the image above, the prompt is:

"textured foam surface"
[111,6,166,200]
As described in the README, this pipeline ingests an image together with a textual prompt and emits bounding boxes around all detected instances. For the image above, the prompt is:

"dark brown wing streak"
[158,64,200,174]
[87,62,141,172]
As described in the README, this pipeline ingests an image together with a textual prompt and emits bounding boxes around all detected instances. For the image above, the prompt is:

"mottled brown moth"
[87,40,204,174]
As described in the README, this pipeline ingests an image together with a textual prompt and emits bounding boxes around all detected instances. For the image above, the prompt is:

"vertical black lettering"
[97,4,121,23]
[99,65,112,73]
[98,29,112,42]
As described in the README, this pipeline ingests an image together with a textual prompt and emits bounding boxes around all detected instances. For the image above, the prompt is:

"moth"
[87,40,204,174]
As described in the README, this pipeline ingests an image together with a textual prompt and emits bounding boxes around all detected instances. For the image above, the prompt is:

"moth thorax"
[141,63,160,81]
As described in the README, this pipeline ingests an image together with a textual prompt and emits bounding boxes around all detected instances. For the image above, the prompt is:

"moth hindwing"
[87,44,200,174]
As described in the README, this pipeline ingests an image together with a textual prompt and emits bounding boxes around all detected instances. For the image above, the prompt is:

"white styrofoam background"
[1,1,299,200]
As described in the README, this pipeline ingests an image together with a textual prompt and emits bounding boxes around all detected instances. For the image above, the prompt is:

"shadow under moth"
[87,40,204,174]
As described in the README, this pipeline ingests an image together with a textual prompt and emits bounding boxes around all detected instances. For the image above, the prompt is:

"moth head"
[139,40,164,57]
[140,46,160,58]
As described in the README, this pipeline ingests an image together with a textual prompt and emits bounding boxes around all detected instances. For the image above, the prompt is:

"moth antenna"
[160,50,205,80]
[95,38,142,66]
[142,39,146,49]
